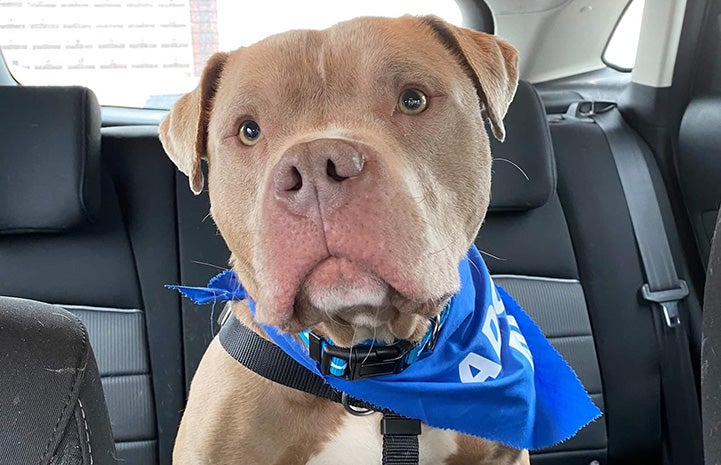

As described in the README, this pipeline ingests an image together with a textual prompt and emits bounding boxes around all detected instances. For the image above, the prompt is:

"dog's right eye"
[398,88,428,115]
[238,120,262,146]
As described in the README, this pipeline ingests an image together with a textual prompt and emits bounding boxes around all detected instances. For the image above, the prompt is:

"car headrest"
[0,86,101,233]
[488,80,556,212]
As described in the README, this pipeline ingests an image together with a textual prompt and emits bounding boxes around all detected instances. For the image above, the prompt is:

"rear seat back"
[679,96,721,267]
[547,107,703,465]
[479,81,606,463]
[0,87,183,465]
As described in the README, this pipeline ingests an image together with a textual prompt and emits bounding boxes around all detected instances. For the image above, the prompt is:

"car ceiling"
[484,0,629,83]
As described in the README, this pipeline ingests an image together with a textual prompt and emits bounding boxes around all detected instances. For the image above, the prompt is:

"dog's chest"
[306,412,458,465]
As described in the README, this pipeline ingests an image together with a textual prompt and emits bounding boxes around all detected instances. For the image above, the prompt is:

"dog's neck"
[310,311,431,347]
[233,298,436,348]
[300,288,449,347]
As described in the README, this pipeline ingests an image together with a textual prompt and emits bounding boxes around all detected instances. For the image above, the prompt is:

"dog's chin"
[281,256,447,346]
[302,256,390,313]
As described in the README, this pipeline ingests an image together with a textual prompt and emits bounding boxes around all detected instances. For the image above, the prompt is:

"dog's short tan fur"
[161,15,528,464]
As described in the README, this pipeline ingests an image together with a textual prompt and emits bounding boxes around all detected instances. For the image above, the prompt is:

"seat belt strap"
[573,102,703,465]
[702,211,721,465]
[218,308,421,465]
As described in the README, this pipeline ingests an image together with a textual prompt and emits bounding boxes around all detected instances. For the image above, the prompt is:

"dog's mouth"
[300,256,390,314]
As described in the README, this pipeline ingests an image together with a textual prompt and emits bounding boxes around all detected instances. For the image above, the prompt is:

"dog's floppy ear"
[159,52,228,194]
[421,16,519,142]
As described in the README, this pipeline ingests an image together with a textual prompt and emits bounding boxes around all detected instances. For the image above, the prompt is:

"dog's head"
[160,15,518,345]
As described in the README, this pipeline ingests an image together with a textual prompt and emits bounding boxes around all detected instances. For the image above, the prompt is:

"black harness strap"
[218,310,421,465]
[219,312,339,400]
[381,413,422,465]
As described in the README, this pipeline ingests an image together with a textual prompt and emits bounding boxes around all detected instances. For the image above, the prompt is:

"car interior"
[1,0,720,464]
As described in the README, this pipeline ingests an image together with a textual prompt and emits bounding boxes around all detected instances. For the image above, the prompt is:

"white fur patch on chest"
[306,412,458,465]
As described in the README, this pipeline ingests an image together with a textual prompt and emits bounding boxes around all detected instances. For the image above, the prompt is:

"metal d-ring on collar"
[341,392,376,416]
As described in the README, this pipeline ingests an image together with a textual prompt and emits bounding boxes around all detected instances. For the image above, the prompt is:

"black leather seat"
[546,103,703,465]
[702,211,721,465]
[478,83,701,464]
[479,81,607,464]
[0,297,116,465]
[679,96,721,268]
[0,86,183,465]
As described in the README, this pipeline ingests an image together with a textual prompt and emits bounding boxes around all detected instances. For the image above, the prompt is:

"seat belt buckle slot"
[563,100,616,121]
[641,280,689,328]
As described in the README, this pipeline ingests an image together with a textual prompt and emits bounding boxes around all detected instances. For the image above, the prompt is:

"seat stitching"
[39,324,89,465]
[78,399,94,465]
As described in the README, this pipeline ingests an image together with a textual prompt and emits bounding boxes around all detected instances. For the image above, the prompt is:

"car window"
[0,0,462,109]
[603,0,645,71]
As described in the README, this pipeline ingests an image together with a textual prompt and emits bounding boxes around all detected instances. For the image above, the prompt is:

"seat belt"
[567,102,704,465]
[702,210,721,465]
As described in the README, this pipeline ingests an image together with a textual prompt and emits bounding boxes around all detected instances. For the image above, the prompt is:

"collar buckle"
[427,314,443,351]
[308,332,414,380]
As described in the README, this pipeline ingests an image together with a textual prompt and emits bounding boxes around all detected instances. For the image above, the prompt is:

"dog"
[160,14,528,465]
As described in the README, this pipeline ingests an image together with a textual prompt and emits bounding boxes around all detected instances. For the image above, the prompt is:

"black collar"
[217,307,422,465]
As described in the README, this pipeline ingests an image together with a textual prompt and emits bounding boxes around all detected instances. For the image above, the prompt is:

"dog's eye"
[398,88,428,115]
[238,120,262,146]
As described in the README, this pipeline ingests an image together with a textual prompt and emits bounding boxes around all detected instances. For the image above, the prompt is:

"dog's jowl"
[161,15,599,465]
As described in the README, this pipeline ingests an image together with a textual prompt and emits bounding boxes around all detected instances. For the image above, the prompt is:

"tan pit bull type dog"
[160,14,529,465]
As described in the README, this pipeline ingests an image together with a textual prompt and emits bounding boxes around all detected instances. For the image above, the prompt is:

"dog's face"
[160,15,518,344]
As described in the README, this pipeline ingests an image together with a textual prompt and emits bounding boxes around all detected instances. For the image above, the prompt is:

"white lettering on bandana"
[460,287,533,383]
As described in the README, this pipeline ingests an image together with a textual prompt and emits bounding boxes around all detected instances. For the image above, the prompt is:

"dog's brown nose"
[273,139,366,217]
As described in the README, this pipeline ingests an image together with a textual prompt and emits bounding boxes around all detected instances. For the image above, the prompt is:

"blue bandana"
[168,245,601,450]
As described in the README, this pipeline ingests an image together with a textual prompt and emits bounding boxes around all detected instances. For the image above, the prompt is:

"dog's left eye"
[238,120,262,146]
[398,88,428,115]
